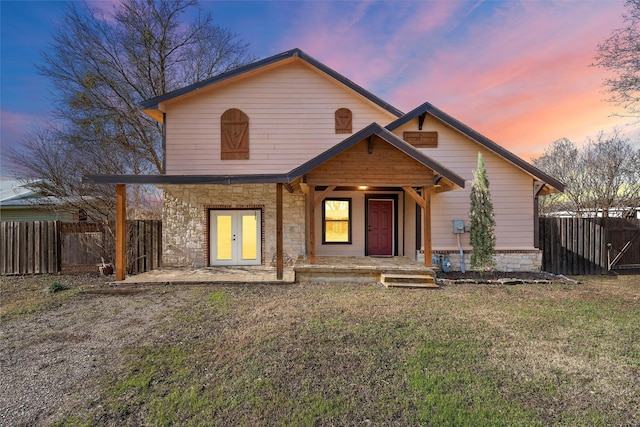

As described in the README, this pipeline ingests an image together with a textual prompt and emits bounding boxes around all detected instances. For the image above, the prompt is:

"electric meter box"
[453,219,465,234]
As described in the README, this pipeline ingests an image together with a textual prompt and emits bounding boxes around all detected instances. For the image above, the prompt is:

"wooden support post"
[308,185,316,264]
[422,186,432,267]
[276,183,284,280]
[115,184,127,281]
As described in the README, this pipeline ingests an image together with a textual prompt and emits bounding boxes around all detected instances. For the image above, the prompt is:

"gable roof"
[386,102,565,193]
[140,48,404,122]
[288,123,466,189]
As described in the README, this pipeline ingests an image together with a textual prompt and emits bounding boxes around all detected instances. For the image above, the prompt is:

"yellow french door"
[209,210,261,266]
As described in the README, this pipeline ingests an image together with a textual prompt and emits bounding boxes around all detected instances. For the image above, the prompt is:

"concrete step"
[380,273,439,289]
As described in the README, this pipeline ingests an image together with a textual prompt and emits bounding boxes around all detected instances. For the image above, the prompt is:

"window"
[221,108,249,159]
[323,198,352,243]
[335,108,352,134]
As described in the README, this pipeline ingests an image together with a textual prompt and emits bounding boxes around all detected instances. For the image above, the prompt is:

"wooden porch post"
[276,183,284,280]
[422,186,432,267]
[115,184,127,281]
[308,185,316,264]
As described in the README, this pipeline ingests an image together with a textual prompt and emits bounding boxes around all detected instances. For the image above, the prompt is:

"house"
[0,179,84,222]
[89,49,564,280]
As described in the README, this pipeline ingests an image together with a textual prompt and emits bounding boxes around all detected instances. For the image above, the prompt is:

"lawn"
[1,273,638,426]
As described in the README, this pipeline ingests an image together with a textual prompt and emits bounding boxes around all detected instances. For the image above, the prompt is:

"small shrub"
[46,282,69,294]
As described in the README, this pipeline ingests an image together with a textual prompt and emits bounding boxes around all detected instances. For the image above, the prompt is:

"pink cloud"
[276,0,630,159]
[279,1,468,89]
[386,1,627,156]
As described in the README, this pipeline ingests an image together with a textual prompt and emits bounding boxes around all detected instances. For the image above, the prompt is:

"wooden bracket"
[315,185,337,207]
[533,181,546,197]
[299,182,309,194]
[402,186,426,209]
[418,113,426,130]
[284,183,295,194]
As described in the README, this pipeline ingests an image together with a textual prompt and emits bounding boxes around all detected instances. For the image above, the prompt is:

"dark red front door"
[367,200,393,256]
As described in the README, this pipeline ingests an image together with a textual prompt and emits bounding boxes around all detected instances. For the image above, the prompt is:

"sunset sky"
[1,0,636,177]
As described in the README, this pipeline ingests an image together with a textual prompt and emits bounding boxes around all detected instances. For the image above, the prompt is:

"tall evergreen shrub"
[469,153,496,270]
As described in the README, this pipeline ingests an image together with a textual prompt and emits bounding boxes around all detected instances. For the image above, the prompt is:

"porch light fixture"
[358,186,368,190]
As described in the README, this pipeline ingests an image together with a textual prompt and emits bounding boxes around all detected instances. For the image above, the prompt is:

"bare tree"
[533,132,640,217]
[583,130,640,217]
[8,0,252,220]
[594,0,640,117]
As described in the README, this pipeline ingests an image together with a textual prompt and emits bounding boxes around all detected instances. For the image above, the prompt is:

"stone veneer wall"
[425,250,542,272]
[161,184,306,267]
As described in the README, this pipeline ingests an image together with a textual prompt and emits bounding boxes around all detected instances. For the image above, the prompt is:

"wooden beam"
[422,185,432,267]
[276,183,284,280]
[368,136,374,154]
[402,186,426,209]
[308,185,316,263]
[418,112,426,130]
[314,185,337,207]
[115,184,126,281]
[299,182,309,194]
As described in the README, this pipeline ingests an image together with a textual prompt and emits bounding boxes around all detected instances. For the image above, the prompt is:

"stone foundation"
[423,250,542,272]
[161,184,306,267]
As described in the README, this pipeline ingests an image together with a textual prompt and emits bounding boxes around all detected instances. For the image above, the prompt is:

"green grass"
[4,274,639,426]
[1,278,82,321]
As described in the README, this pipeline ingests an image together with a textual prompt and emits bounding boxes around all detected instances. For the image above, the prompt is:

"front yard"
[1,273,638,426]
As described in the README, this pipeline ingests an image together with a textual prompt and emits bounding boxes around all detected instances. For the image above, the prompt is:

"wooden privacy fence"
[1,220,162,276]
[539,217,640,275]
[62,223,104,265]
[0,221,61,275]
[127,220,162,274]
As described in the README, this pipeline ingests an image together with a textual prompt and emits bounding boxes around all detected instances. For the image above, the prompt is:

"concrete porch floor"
[118,265,295,285]
[116,256,433,285]
[295,256,436,284]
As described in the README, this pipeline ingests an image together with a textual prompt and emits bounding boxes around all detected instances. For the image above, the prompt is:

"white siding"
[392,116,536,251]
[164,61,398,175]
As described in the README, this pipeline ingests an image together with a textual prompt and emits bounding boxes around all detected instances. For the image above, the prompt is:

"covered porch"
[292,124,466,268]
[114,256,435,286]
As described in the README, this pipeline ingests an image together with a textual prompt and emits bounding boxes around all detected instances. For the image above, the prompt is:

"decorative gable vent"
[403,131,438,148]
[221,108,249,160]
[335,108,352,134]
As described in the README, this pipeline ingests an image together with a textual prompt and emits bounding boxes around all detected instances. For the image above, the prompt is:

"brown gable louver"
[335,108,352,134]
[403,131,438,148]
[221,108,249,160]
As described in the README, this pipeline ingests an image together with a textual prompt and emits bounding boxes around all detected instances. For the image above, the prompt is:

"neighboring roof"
[0,179,80,209]
[287,123,465,188]
[0,179,38,202]
[140,48,404,122]
[88,123,466,189]
[0,179,57,206]
[386,102,565,193]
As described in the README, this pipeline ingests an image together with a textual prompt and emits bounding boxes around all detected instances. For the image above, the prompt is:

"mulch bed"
[436,270,578,285]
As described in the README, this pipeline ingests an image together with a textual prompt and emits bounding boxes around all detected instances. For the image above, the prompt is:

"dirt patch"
[81,288,150,296]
